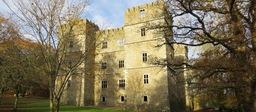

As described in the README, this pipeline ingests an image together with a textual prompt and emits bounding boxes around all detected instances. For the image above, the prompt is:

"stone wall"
[58,1,188,112]
[124,0,165,26]
[59,19,99,106]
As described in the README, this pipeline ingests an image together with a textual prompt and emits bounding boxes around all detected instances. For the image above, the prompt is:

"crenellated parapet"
[100,27,124,35]
[124,0,166,26]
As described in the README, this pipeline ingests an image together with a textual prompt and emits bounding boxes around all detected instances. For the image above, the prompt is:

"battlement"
[126,1,156,13]
[124,0,166,25]
[100,27,124,35]
[83,19,99,29]
[73,18,99,31]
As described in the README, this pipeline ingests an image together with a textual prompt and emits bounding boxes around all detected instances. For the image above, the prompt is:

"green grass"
[0,97,134,112]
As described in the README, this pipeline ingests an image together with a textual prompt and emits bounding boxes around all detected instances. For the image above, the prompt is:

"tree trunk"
[0,96,2,105]
[50,75,54,112]
[13,84,21,112]
[50,88,54,112]
[0,88,5,105]
[55,98,60,112]
[13,92,19,111]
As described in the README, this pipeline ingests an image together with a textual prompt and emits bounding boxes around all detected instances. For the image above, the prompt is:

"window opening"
[140,9,145,18]
[144,74,149,84]
[119,79,125,88]
[142,52,148,62]
[102,81,108,88]
[119,60,124,68]
[141,28,146,36]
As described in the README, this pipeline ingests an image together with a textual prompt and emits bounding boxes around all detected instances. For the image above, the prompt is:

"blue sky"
[0,0,156,28]
[0,0,196,58]
[86,0,156,28]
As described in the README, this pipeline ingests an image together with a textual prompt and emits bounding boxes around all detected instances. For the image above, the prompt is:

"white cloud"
[91,15,111,30]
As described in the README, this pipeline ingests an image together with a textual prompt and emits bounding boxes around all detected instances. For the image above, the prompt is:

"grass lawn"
[0,97,134,112]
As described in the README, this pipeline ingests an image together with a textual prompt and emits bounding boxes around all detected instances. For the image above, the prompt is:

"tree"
[3,0,101,112]
[0,36,46,111]
[0,14,20,105]
[160,0,256,111]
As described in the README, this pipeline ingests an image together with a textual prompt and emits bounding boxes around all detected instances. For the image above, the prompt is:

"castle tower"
[123,1,173,111]
[58,18,99,106]
[59,1,188,111]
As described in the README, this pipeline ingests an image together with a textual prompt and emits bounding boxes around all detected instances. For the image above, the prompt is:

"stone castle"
[58,1,188,111]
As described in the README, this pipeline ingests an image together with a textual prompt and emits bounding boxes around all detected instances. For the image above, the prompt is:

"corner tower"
[123,1,178,111]
[58,19,99,106]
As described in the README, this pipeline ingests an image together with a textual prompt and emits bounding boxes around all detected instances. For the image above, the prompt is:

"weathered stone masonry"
[59,1,188,111]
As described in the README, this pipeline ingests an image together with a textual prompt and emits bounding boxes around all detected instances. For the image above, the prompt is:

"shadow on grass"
[0,98,133,112]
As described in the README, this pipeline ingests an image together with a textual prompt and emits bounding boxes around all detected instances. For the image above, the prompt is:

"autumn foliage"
[164,0,256,111]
